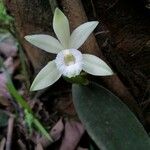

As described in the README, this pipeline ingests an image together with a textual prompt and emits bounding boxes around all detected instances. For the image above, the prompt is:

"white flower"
[25,8,113,91]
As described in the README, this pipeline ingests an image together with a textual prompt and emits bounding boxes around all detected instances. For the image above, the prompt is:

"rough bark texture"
[5,0,55,73]
[90,0,150,101]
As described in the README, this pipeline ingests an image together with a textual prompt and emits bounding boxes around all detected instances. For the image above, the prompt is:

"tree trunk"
[5,0,55,73]
[5,0,150,122]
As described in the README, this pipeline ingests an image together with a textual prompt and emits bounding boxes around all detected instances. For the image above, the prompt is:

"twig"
[5,115,15,150]
[95,30,109,36]
[90,0,97,17]
[17,139,27,150]
[0,138,6,150]
[106,0,119,11]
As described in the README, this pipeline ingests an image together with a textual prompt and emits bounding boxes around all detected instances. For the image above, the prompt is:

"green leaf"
[7,78,32,113]
[53,8,70,48]
[0,0,13,25]
[82,54,113,76]
[25,109,53,142]
[72,82,150,150]
[33,117,53,141]
[69,21,99,49]
[24,109,34,133]
[25,34,63,54]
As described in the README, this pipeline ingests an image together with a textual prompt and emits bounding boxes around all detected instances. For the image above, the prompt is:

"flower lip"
[55,49,83,78]
[63,49,76,66]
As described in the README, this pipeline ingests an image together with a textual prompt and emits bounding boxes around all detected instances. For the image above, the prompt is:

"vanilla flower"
[25,8,113,91]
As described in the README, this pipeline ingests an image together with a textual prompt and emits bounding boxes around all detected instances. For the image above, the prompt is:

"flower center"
[63,50,75,66]
[55,49,83,78]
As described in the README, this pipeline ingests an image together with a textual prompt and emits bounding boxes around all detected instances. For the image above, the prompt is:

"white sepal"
[53,8,70,48]
[30,61,61,91]
[25,34,63,54]
[69,21,99,49]
[82,54,113,76]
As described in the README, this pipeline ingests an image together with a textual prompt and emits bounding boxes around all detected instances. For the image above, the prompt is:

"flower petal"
[30,60,61,91]
[69,21,99,49]
[53,8,70,48]
[82,54,113,76]
[25,34,63,54]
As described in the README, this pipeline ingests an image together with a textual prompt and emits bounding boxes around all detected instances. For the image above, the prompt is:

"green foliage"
[6,73,53,142]
[24,109,34,133]
[72,82,150,150]
[0,57,53,142]
[0,0,12,25]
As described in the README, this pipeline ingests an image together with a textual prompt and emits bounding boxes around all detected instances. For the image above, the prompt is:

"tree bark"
[5,0,55,73]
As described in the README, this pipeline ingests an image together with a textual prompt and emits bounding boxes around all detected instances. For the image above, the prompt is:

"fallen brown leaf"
[59,121,85,150]
[37,118,64,148]
[50,118,64,141]
[35,143,44,150]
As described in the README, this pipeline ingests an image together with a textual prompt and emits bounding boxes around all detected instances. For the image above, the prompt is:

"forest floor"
[0,0,150,149]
